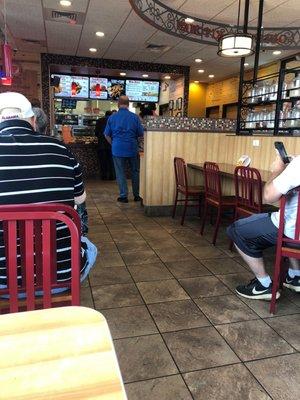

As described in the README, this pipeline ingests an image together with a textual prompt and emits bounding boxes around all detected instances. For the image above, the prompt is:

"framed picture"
[176,97,183,110]
[169,100,174,110]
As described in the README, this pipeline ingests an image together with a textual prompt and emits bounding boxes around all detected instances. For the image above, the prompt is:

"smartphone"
[274,141,291,164]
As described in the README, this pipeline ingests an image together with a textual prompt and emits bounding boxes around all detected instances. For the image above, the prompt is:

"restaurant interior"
[0,0,299,399]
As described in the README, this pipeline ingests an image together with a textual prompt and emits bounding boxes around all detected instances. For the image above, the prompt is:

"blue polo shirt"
[104,108,144,157]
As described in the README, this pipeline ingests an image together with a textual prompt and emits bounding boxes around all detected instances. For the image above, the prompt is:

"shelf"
[246,101,277,107]
[280,97,300,102]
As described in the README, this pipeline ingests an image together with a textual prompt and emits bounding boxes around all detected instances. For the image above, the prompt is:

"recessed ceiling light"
[273,50,282,55]
[60,0,72,6]
[89,48,97,53]
[198,69,204,73]
[164,75,171,80]
[120,72,126,76]
[194,80,199,83]
[244,63,249,66]
[209,74,215,78]
[142,74,149,78]
[95,31,105,37]
[195,58,202,63]
[185,17,194,24]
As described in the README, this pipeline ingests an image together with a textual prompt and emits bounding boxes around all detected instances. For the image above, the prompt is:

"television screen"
[52,74,89,99]
[61,98,77,109]
[126,80,160,102]
[89,77,125,100]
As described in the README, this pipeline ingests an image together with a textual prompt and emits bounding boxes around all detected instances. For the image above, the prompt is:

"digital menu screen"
[126,80,160,102]
[89,77,125,100]
[53,74,89,99]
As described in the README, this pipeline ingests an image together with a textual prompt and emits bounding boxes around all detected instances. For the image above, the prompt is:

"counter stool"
[200,161,235,245]
[172,157,204,225]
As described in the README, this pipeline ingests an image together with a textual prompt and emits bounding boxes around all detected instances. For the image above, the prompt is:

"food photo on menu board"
[126,80,160,102]
[107,79,125,100]
[90,77,109,99]
[53,74,89,99]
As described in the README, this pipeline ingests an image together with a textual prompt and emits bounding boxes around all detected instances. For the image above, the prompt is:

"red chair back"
[174,157,188,192]
[0,204,81,314]
[203,162,222,201]
[234,166,263,213]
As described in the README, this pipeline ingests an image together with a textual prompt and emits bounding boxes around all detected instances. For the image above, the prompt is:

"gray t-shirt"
[271,155,300,238]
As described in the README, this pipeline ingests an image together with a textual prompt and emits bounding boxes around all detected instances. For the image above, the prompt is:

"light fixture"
[60,0,72,6]
[273,50,282,55]
[195,58,202,63]
[120,72,126,76]
[164,75,171,80]
[89,48,97,52]
[185,17,194,24]
[198,69,204,73]
[209,74,215,78]
[194,80,199,83]
[244,62,249,66]
[142,74,149,78]
[95,31,105,37]
[218,0,254,57]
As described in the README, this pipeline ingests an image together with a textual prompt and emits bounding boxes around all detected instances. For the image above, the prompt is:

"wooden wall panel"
[142,132,300,206]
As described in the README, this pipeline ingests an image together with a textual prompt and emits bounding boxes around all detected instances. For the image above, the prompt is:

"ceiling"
[0,0,299,82]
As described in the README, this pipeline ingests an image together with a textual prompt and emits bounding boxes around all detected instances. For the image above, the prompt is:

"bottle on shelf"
[269,80,278,101]
[290,73,300,98]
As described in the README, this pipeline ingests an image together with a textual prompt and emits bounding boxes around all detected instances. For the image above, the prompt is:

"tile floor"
[83,180,300,400]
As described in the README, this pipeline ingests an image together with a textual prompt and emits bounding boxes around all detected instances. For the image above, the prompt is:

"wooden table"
[0,306,127,399]
[188,162,270,183]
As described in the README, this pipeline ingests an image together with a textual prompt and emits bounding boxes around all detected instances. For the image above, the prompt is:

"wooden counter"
[140,131,300,215]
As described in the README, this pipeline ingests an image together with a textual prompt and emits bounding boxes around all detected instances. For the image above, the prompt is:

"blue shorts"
[227,213,278,258]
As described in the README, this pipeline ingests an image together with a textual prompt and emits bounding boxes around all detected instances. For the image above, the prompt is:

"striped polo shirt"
[0,119,86,285]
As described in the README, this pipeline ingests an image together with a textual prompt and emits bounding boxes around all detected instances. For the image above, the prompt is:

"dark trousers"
[113,155,139,198]
[98,148,115,180]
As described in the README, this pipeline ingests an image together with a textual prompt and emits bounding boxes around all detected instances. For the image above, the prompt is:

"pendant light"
[218,0,254,57]
[1,0,13,85]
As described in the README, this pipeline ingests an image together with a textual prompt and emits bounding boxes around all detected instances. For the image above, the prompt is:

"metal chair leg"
[172,190,178,219]
[181,196,188,225]
[200,201,208,235]
[270,255,282,314]
[212,208,221,246]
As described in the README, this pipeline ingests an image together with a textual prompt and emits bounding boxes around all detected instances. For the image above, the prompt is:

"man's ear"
[30,116,37,130]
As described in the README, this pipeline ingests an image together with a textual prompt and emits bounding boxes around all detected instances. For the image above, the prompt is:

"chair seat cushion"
[178,185,204,194]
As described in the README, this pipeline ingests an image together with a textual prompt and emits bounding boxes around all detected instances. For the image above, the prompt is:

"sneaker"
[117,197,128,203]
[283,273,300,292]
[236,278,280,300]
[134,196,142,202]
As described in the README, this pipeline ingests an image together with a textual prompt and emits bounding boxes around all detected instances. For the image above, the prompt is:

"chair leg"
[270,254,282,314]
[181,196,188,225]
[172,190,178,219]
[200,201,208,235]
[198,194,202,217]
[229,209,238,251]
[210,207,214,225]
[212,207,221,246]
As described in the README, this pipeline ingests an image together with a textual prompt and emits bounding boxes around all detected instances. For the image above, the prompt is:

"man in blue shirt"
[104,96,144,203]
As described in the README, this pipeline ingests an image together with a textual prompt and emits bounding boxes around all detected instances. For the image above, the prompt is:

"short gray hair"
[32,107,48,135]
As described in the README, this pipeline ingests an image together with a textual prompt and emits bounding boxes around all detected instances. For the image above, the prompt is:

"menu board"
[89,77,125,100]
[126,80,160,102]
[53,74,89,99]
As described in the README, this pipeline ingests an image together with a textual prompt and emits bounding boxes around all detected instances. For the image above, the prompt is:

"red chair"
[0,204,81,314]
[200,162,235,245]
[270,187,300,314]
[172,157,203,225]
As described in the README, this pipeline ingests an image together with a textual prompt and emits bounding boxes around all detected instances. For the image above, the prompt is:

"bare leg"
[235,244,268,278]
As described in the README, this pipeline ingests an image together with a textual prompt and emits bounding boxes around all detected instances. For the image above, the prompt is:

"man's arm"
[105,135,112,145]
[104,117,112,144]
[263,155,286,203]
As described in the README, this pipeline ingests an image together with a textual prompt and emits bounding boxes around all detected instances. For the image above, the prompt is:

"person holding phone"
[227,144,300,300]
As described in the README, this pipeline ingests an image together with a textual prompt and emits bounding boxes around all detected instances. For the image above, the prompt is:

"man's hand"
[270,154,286,174]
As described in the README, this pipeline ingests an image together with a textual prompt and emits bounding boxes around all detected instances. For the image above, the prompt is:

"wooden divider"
[141,131,300,207]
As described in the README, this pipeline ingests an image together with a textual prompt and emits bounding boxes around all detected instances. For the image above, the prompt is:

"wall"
[0,52,41,102]
[188,82,207,117]
[141,131,300,208]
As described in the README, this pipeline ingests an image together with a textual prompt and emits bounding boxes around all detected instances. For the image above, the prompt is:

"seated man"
[227,154,300,300]
[0,92,97,292]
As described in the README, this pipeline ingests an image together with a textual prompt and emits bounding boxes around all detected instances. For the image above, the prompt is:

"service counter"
[65,137,99,179]
[140,129,300,216]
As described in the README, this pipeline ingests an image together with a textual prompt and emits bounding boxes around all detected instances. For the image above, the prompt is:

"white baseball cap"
[0,92,34,122]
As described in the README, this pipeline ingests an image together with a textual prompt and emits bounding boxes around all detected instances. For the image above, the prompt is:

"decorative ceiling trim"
[129,0,300,49]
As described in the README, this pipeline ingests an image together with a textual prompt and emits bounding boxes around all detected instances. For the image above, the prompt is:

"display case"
[237,55,300,135]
